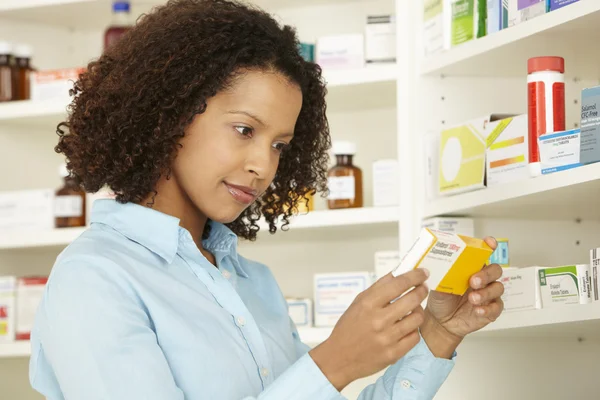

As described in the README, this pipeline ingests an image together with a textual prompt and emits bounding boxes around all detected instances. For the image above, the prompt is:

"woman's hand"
[421,237,505,359]
[309,268,430,391]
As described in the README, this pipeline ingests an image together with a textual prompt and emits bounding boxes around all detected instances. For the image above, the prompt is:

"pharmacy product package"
[286,298,313,327]
[591,249,600,302]
[539,129,582,174]
[580,85,600,165]
[314,272,374,327]
[508,0,546,27]
[538,265,592,308]
[500,267,541,312]
[546,0,579,11]
[392,228,493,295]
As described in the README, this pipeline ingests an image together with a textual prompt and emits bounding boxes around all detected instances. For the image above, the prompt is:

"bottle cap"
[59,164,69,178]
[332,141,357,156]
[113,1,130,12]
[528,56,565,74]
[0,41,12,55]
[13,44,33,58]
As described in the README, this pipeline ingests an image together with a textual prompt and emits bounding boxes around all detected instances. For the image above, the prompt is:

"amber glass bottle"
[327,141,363,209]
[55,164,87,228]
[0,42,14,102]
[13,44,33,101]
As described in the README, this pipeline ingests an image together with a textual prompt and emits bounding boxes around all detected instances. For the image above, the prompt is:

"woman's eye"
[273,142,290,153]
[235,126,253,137]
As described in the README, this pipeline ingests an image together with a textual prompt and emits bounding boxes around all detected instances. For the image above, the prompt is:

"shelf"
[0,341,31,358]
[421,0,600,77]
[0,0,366,30]
[424,163,600,220]
[0,227,86,250]
[0,208,398,250]
[476,302,600,339]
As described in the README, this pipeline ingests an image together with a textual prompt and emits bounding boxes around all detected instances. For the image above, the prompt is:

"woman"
[30,1,504,399]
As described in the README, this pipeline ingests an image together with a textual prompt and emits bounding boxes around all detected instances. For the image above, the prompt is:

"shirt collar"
[90,199,249,278]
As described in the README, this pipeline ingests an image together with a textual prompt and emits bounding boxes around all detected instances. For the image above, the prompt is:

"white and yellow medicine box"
[486,115,530,186]
[439,114,513,195]
[393,228,493,295]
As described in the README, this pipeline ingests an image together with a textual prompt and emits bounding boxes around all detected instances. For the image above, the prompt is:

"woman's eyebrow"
[227,110,267,127]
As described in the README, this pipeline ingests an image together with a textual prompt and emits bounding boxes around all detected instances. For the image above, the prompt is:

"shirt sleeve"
[277,321,455,400]
[30,259,186,400]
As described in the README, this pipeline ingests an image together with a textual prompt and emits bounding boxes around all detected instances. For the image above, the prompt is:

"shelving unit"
[424,163,600,219]
[421,0,600,77]
[0,341,31,358]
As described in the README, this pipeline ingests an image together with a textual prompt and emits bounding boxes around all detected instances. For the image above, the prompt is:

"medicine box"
[489,238,509,267]
[508,0,546,27]
[591,249,600,302]
[16,277,48,341]
[316,34,364,70]
[439,113,512,195]
[487,0,509,34]
[393,228,493,295]
[580,85,600,165]
[365,15,396,63]
[374,251,400,279]
[314,272,373,327]
[0,277,16,343]
[546,0,579,11]
[538,265,591,308]
[421,217,475,237]
[0,190,54,231]
[31,67,85,101]
[372,159,399,207]
[500,267,541,312]
[286,298,313,327]
[486,115,530,186]
[423,0,448,56]
[424,132,440,200]
[539,128,582,174]
[448,0,487,47]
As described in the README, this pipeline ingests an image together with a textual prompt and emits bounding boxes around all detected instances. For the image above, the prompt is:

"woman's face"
[172,70,303,224]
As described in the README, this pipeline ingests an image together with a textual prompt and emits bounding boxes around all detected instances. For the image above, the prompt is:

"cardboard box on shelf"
[422,217,475,237]
[580,86,600,165]
[31,68,85,101]
[508,0,546,27]
[546,0,579,11]
[0,277,16,343]
[591,249,600,302]
[439,113,513,195]
[286,298,313,327]
[423,0,448,56]
[500,267,541,312]
[16,277,48,341]
[539,128,582,174]
[538,265,591,308]
[0,189,54,231]
[316,34,364,70]
[374,251,400,279]
[486,115,531,186]
[314,272,373,327]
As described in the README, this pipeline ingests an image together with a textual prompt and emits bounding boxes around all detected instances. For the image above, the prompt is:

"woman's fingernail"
[473,277,482,288]
[476,308,485,316]
[421,268,430,278]
[472,293,482,304]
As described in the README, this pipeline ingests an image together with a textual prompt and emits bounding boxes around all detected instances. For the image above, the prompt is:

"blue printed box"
[487,0,508,34]
[546,0,579,11]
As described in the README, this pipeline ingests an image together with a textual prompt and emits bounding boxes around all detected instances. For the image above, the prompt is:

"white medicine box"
[421,217,475,237]
[486,115,531,186]
[374,251,400,279]
[365,15,396,63]
[372,159,399,207]
[0,276,16,343]
[314,272,373,327]
[0,189,54,231]
[286,298,313,327]
[500,267,541,312]
[316,34,364,70]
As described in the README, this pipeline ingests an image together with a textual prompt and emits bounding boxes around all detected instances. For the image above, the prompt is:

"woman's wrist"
[420,311,463,360]
[308,339,354,392]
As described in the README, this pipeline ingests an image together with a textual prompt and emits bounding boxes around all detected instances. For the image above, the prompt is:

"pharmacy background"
[1,0,600,399]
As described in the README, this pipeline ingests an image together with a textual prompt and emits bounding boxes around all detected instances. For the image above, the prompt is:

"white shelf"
[0,227,86,250]
[0,341,31,358]
[0,99,69,127]
[425,163,600,220]
[0,208,398,250]
[477,302,600,339]
[0,0,365,30]
[421,0,600,77]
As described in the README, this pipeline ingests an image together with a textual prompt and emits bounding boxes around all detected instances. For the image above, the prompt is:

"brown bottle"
[55,164,87,228]
[0,42,14,102]
[13,45,33,101]
[104,2,133,51]
[327,141,363,209]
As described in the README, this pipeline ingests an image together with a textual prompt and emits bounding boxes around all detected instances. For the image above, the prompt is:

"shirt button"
[222,270,231,279]
[400,380,411,389]
[236,316,246,327]
[260,367,269,378]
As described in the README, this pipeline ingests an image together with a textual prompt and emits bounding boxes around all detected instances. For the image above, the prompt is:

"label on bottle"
[328,176,356,200]
[55,195,83,218]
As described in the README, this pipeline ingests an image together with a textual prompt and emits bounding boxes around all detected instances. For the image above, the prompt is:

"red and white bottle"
[527,56,565,177]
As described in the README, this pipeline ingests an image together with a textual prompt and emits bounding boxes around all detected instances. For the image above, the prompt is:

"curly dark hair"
[56,0,330,241]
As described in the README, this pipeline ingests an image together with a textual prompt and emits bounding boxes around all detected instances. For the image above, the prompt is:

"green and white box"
[448,0,486,47]
[591,249,600,302]
[538,265,592,307]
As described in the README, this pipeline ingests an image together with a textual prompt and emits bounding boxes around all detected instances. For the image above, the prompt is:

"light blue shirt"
[30,199,454,399]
